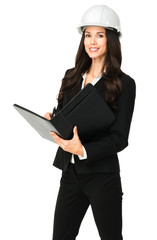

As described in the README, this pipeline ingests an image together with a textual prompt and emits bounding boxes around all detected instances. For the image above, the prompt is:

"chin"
[87,52,98,58]
[89,54,103,60]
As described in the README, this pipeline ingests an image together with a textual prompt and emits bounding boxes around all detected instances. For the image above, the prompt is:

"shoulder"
[64,67,75,76]
[120,72,136,91]
[119,72,136,101]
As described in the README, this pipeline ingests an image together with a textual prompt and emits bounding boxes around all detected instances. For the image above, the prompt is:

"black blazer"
[52,70,136,173]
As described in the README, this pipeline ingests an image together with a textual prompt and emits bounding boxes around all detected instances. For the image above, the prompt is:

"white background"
[0,0,157,239]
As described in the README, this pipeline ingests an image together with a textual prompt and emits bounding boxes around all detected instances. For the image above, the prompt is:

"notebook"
[13,83,115,143]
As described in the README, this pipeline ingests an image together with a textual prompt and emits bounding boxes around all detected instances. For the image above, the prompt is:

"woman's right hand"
[44,112,52,120]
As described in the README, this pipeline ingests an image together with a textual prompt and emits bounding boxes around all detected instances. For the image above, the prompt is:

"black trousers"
[52,163,123,240]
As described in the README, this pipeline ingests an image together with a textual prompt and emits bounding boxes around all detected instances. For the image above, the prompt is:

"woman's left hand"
[50,126,84,156]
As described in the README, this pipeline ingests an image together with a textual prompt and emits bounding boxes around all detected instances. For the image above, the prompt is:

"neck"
[88,57,106,77]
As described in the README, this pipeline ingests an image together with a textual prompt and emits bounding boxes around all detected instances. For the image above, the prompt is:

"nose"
[90,36,96,45]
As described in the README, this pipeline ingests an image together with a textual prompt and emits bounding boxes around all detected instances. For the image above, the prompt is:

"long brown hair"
[57,28,123,107]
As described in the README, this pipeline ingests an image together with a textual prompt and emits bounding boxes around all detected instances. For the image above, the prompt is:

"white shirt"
[71,72,103,163]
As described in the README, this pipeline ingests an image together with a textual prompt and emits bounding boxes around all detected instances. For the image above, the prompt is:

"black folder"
[13,84,115,143]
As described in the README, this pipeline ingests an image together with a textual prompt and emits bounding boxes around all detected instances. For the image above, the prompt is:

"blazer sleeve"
[83,75,136,162]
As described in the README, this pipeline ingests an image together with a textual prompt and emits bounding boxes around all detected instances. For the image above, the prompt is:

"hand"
[44,112,52,120]
[50,126,84,156]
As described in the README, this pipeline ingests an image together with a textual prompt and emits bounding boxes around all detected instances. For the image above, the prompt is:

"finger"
[44,113,51,120]
[50,132,67,150]
[50,132,67,145]
[50,131,59,140]
[50,134,64,148]
[73,126,79,139]
[73,126,77,134]
[47,113,52,120]
[50,132,61,145]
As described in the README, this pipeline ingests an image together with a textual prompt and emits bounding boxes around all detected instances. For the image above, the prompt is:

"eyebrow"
[85,31,106,34]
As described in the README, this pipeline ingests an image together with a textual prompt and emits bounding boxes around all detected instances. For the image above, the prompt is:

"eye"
[97,34,104,38]
[85,34,91,38]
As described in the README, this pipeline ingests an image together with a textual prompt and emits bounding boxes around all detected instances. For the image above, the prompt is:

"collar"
[81,71,105,88]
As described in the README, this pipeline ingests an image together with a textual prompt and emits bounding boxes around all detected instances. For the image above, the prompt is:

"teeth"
[89,48,99,51]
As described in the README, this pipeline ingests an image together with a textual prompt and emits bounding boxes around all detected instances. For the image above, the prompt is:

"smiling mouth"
[89,48,99,52]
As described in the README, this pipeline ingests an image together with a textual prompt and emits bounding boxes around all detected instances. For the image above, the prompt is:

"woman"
[44,5,136,240]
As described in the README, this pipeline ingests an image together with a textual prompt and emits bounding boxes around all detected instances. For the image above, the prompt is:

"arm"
[83,75,136,162]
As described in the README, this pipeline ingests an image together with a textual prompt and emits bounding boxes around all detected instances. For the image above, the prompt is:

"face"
[84,26,107,60]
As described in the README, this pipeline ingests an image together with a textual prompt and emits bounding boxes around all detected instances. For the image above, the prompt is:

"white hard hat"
[77,5,121,35]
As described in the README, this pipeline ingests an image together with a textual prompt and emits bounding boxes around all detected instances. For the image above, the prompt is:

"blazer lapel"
[93,77,106,99]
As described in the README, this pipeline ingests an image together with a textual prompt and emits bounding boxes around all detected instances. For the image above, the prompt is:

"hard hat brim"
[77,25,122,36]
